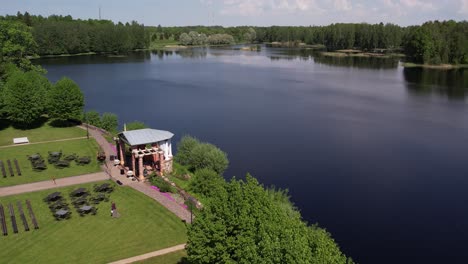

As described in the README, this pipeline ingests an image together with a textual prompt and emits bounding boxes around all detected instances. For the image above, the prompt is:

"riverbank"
[402,62,468,69]
[321,50,405,59]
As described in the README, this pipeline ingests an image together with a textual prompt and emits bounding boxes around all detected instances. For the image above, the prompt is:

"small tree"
[189,168,225,198]
[84,110,101,127]
[126,120,147,131]
[175,135,200,166]
[48,77,84,121]
[100,112,118,133]
[179,33,192,45]
[190,143,229,174]
[3,71,50,127]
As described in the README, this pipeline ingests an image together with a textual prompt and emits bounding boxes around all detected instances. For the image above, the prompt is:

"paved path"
[108,244,186,264]
[0,136,88,149]
[0,172,109,197]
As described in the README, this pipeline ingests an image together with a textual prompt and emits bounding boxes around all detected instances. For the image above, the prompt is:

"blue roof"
[119,128,174,146]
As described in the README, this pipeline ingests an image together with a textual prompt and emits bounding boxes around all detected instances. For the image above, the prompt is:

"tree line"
[1,12,148,55]
[153,21,467,64]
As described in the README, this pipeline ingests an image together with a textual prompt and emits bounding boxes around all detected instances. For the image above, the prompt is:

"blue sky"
[2,0,467,26]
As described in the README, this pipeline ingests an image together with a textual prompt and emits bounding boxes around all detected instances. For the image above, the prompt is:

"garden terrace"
[0,139,101,187]
[0,181,187,264]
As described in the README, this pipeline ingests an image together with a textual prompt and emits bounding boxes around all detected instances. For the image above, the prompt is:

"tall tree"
[0,20,37,71]
[48,77,84,121]
[3,71,50,127]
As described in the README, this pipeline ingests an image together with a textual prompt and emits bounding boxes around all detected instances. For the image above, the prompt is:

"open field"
[0,139,101,187]
[0,122,86,147]
[136,250,187,264]
[0,181,187,264]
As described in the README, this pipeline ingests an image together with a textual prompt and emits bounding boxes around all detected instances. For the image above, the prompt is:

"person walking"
[52,176,56,185]
[111,201,116,217]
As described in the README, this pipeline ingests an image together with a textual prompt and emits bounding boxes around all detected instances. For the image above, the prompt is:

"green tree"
[187,174,312,264]
[48,77,84,121]
[84,110,101,127]
[0,20,38,71]
[175,135,200,166]
[100,112,118,132]
[3,71,50,127]
[126,120,147,131]
[189,143,229,174]
[189,168,225,198]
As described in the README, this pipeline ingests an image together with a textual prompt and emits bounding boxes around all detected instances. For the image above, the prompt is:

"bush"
[175,136,200,166]
[126,120,147,131]
[100,112,118,133]
[175,136,229,175]
[189,168,225,199]
[84,110,101,127]
[150,175,176,193]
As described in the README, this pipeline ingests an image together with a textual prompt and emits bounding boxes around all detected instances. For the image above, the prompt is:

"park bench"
[0,160,6,177]
[14,159,21,176]
[17,201,29,232]
[26,200,39,229]
[8,203,18,233]
[0,204,7,236]
[7,159,14,177]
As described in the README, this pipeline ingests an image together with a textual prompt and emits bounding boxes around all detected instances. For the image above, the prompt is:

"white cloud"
[219,0,322,16]
[460,0,468,14]
[333,0,352,11]
[399,0,436,11]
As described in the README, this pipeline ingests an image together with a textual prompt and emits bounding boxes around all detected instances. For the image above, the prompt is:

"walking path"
[0,172,109,197]
[0,136,88,149]
[108,244,186,264]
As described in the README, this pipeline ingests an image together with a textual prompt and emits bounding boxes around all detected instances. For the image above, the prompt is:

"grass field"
[0,181,187,264]
[0,139,101,187]
[136,250,188,264]
[0,122,86,147]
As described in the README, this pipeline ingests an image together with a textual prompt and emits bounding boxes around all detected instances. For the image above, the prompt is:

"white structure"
[13,137,29,144]
[117,128,174,180]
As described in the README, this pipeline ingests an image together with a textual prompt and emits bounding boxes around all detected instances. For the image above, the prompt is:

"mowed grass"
[0,122,86,147]
[0,139,101,187]
[0,181,187,264]
[136,250,188,264]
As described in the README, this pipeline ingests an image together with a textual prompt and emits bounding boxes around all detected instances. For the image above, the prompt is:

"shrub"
[150,175,176,193]
[175,136,229,175]
[84,110,101,127]
[100,112,118,133]
[189,168,225,199]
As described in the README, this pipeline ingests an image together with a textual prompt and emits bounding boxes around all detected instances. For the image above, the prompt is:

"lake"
[38,47,468,264]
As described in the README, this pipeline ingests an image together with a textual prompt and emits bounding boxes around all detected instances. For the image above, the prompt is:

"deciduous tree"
[48,77,84,121]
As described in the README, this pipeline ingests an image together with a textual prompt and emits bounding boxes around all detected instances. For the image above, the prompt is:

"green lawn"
[0,139,101,187]
[0,122,86,146]
[0,181,187,264]
[136,250,188,264]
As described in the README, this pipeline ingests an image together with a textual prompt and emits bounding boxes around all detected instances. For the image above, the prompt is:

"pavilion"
[116,128,174,180]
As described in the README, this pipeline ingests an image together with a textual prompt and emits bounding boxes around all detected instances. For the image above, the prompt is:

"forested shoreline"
[1,12,467,65]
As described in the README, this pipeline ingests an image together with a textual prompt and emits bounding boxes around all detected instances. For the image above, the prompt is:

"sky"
[1,0,467,27]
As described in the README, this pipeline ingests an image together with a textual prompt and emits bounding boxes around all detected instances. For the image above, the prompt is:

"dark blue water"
[38,48,468,264]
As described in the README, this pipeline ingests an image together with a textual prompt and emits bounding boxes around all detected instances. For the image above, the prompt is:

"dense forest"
[1,12,467,64]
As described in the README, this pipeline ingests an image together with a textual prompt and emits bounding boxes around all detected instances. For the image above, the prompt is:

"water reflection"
[270,49,399,69]
[34,51,151,65]
[404,67,468,99]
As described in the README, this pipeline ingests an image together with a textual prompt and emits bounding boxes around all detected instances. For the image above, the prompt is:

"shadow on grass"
[178,257,190,264]
[49,119,82,128]
[11,116,48,130]
[0,119,10,131]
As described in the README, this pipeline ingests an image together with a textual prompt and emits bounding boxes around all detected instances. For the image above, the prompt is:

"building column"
[159,151,165,176]
[168,139,173,157]
[138,154,145,181]
[119,140,125,166]
[131,152,136,174]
